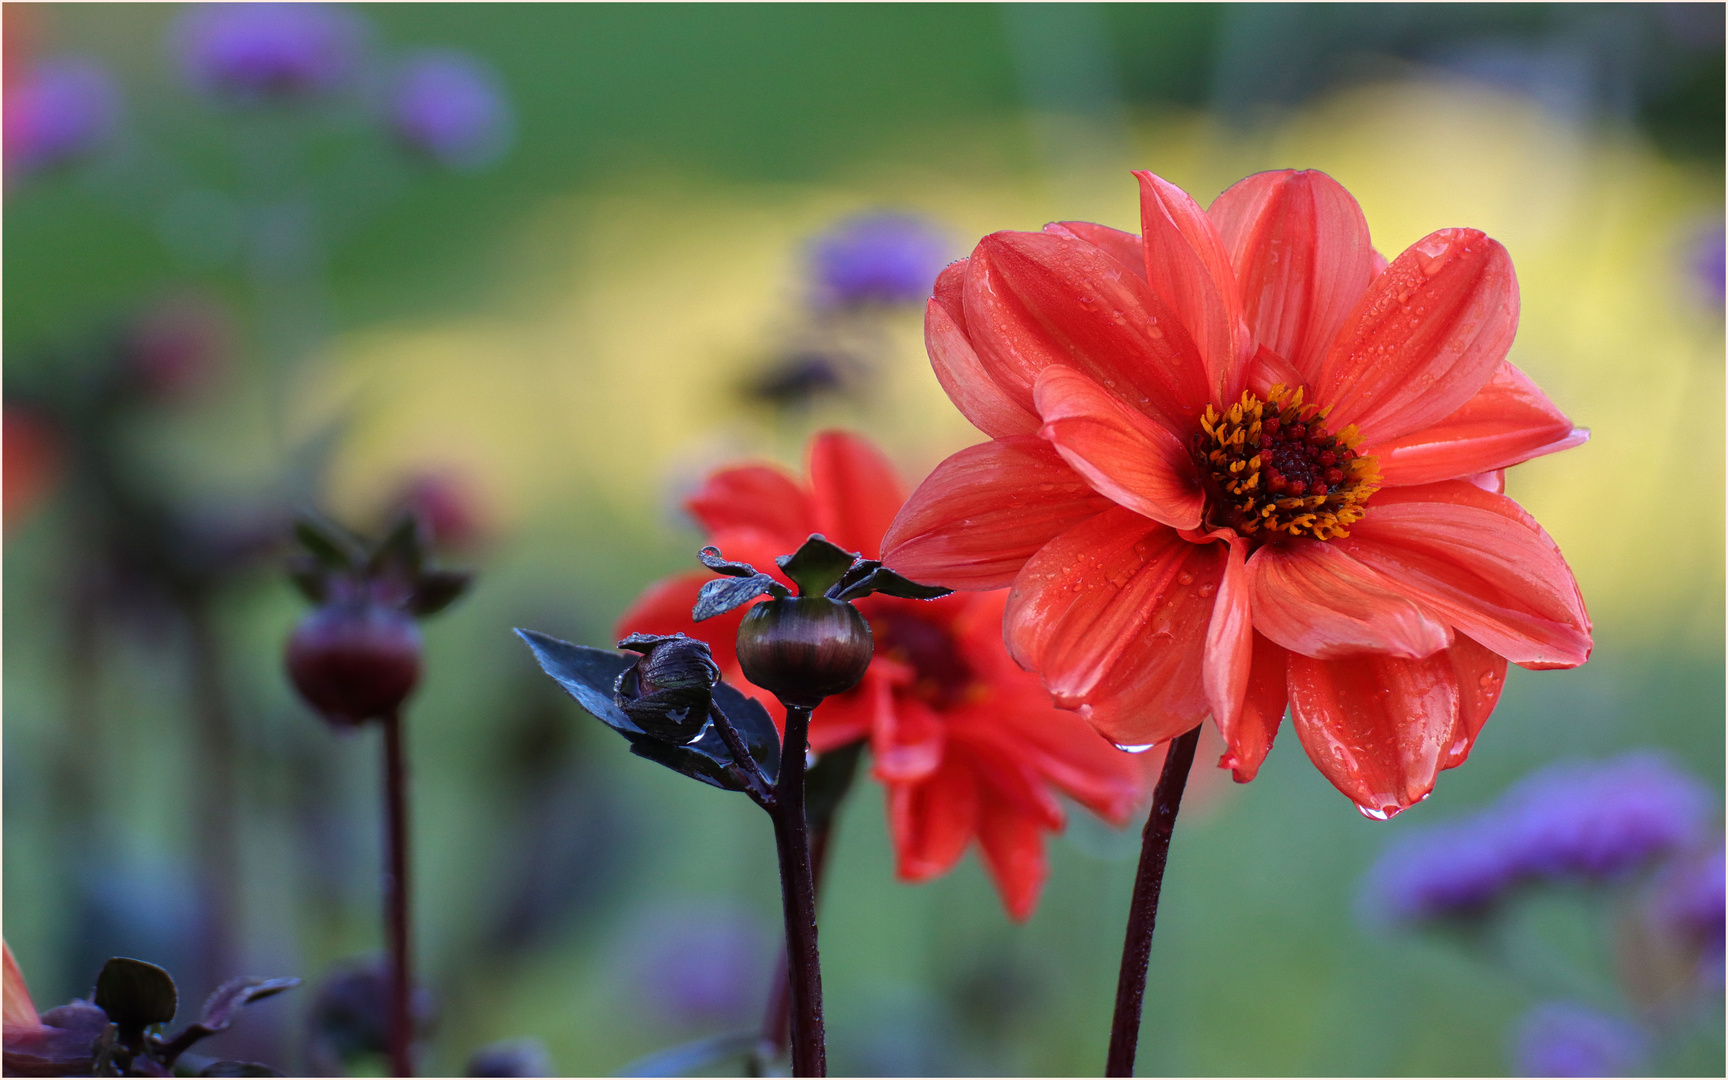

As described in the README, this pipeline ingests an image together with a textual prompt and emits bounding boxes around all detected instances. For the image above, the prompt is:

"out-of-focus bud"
[387,50,512,171]
[304,959,434,1076]
[466,1038,552,1077]
[2,405,61,531]
[391,470,487,553]
[171,3,365,104]
[286,592,423,727]
[736,597,873,708]
[124,296,232,404]
[614,633,719,743]
[2,57,119,179]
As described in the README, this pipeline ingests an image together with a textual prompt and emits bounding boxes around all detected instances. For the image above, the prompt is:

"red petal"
[1045,221,1148,281]
[928,293,1041,439]
[1319,229,1517,445]
[1034,365,1203,530]
[932,259,968,333]
[685,464,815,548]
[1247,539,1453,659]
[1137,171,1250,401]
[871,692,946,783]
[1367,361,1588,487]
[1443,634,1507,769]
[889,756,978,882]
[967,698,1148,826]
[964,228,1211,436]
[1209,169,1376,384]
[1202,537,1252,737]
[808,679,876,755]
[1005,511,1220,747]
[1243,343,1306,398]
[807,430,906,558]
[1286,649,1461,815]
[881,437,1114,590]
[1219,633,1288,783]
[1336,481,1591,669]
[975,796,1049,922]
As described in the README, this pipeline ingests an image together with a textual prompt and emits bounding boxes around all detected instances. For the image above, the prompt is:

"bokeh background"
[4,3,1722,1076]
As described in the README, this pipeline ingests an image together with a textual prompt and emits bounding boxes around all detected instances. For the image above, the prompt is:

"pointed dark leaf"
[94,958,177,1028]
[294,517,362,570]
[833,566,952,602]
[712,683,780,785]
[516,630,638,732]
[199,978,300,1034]
[776,534,857,597]
[406,569,472,618]
[199,1062,284,1077]
[287,559,327,604]
[625,729,741,792]
[696,545,760,578]
[805,739,865,830]
[693,573,785,621]
[368,514,425,579]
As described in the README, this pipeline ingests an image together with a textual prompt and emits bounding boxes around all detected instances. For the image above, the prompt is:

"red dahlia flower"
[619,431,1149,918]
[880,169,1592,818]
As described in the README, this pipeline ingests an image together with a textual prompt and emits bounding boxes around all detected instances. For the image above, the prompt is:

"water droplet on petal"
[1356,803,1398,821]
[1114,742,1157,754]
[1197,583,1216,598]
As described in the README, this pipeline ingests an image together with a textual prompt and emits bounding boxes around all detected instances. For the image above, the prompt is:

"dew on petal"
[1114,742,1157,754]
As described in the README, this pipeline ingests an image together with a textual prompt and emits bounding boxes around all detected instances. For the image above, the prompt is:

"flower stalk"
[768,705,825,1077]
[1105,724,1202,1078]
[381,707,414,1079]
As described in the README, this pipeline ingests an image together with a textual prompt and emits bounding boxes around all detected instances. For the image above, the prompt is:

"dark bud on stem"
[614,633,719,743]
[286,598,422,727]
[737,596,873,708]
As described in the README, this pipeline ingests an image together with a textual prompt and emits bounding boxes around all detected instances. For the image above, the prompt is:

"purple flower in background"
[808,212,951,308]
[1359,816,1525,924]
[1497,753,1710,880]
[1691,224,1725,307]
[388,50,512,170]
[1653,845,1726,986]
[2,58,119,177]
[622,903,768,1028]
[1511,1002,1648,1077]
[171,2,365,103]
[1360,752,1712,926]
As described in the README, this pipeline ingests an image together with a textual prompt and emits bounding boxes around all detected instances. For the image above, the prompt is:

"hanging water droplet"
[1356,803,1398,821]
[1114,742,1157,754]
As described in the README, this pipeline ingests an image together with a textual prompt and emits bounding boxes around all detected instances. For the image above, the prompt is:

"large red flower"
[619,430,1149,919]
[880,169,1592,818]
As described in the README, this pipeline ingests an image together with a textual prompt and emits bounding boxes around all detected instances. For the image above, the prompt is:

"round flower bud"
[736,597,873,708]
[286,600,422,727]
[614,633,719,743]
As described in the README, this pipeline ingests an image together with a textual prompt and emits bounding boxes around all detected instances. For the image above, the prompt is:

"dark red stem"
[770,705,825,1077]
[759,821,833,1063]
[1104,724,1201,1078]
[381,709,414,1078]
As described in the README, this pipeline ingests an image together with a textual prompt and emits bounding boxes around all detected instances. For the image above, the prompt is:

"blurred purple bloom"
[622,903,768,1028]
[1497,753,1710,880]
[1653,845,1726,986]
[808,212,951,307]
[1359,817,1524,924]
[466,1038,552,1077]
[1511,1002,1648,1077]
[1691,225,1724,307]
[171,3,365,103]
[388,50,512,170]
[2,58,119,176]
[1360,753,1712,925]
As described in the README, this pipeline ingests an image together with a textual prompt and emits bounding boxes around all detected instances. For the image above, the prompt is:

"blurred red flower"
[3,406,60,531]
[881,169,1591,818]
[619,430,1149,919]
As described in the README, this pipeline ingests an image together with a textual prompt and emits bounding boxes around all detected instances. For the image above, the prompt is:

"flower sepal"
[515,629,781,798]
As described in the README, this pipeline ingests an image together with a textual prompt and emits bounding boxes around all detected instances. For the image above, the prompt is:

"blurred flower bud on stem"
[287,587,424,728]
[388,50,512,170]
[390,469,489,553]
[124,295,233,404]
[172,2,366,104]
[305,958,435,1075]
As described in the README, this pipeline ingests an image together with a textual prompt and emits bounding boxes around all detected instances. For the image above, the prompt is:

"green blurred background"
[4,3,1723,1075]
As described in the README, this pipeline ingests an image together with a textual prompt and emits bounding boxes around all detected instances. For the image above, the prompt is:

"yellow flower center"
[1191,384,1380,541]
